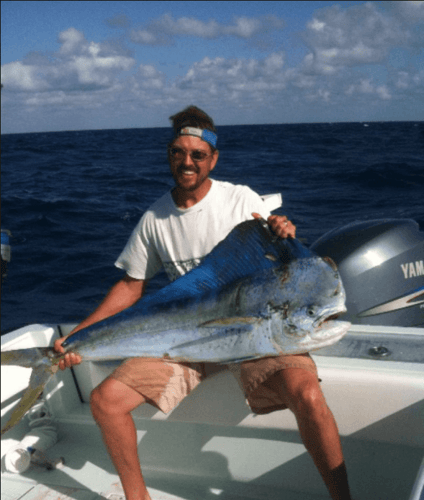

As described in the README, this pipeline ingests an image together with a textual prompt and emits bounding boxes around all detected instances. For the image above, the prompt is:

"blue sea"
[1,122,423,334]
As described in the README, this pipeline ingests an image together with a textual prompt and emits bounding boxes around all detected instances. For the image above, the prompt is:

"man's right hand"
[54,336,82,371]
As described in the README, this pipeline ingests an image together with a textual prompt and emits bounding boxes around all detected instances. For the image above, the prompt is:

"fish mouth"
[308,319,352,352]
[311,309,351,346]
[284,310,346,338]
[321,313,341,324]
[315,308,347,329]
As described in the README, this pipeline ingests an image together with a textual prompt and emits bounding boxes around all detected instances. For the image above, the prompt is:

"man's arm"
[54,274,148,370]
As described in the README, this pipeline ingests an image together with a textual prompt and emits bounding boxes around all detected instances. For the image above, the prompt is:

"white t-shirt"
[115,179,271,282]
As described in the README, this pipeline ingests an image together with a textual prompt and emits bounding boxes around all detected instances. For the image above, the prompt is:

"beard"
[172,165,210,192]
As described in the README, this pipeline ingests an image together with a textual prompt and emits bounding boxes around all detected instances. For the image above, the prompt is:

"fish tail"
[1,347,55,367]
[1,348,58,435]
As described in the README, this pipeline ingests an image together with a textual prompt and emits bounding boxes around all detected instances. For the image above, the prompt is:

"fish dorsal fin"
[134,218,312,312]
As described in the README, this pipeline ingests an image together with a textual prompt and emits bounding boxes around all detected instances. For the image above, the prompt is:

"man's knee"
[279,370,329,418]
[293,381,328,417]
[90,377,144,420]
[90,381,113,420]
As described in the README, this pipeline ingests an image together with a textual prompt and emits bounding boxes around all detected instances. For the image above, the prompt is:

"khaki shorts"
[109,354,318,415]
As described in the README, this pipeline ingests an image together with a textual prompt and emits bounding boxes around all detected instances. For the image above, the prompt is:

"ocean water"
[1,122,423,333]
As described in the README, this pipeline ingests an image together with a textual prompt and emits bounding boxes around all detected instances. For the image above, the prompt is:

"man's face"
[168,135,218,193]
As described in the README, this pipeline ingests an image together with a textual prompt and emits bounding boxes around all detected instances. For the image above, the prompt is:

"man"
[55,106,352,500]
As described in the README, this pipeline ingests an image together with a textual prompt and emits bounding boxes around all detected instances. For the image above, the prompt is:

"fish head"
[270,255,351,354]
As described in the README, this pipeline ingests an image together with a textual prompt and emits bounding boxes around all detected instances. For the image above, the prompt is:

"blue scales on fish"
[1,218,351,434]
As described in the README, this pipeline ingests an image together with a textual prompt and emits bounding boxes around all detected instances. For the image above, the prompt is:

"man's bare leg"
[90,378,151,500]
[271,368,352,500]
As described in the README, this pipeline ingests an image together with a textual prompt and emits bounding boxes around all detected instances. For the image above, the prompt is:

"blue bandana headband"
[177,127,218,148]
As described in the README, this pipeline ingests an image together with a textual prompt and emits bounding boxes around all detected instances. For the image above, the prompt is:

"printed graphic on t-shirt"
[163,257,205,281]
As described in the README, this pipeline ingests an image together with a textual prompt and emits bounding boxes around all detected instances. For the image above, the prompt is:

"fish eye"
[307,307,316,317]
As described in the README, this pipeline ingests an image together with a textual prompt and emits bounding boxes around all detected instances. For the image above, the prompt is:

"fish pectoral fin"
[199,316,262,328]
[170,322,258,353]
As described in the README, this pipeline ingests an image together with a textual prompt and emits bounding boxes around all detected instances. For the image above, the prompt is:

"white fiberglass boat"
[2,196,423,500]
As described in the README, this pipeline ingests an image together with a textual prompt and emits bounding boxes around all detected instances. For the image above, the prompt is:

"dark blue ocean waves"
[1,122,423,333]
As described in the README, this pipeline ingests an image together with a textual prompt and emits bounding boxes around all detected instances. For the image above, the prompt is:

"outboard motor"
[311,219,424,328]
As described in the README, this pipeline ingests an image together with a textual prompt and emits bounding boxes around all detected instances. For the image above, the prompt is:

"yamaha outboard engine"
[311,219,424,328]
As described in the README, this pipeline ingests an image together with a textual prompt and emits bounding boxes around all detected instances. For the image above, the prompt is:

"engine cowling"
[311,219,424,327]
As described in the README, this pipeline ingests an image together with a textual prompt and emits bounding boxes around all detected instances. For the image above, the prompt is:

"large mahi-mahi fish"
[1,218,351,434]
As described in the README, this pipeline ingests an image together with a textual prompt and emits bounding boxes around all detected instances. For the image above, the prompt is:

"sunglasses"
[168,147,214,163]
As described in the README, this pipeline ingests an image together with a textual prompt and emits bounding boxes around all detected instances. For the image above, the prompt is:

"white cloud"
[130,30,158,45]
[376,85,391,100]
[161,15,220,38]
[132,64,165,90]
[344,78,391,100]
[1,28,135,93]
[392,68,424,95]
[226,17,265,38]
[58,27,86,55]
[130,14,284,45]
[174,53,287,104]
[386,1,424,25]
[301,2,411,74]
[1,61,50,92]
[395,71,410,90]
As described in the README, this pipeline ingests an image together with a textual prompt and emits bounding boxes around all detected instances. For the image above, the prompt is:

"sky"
[1,1,423,133]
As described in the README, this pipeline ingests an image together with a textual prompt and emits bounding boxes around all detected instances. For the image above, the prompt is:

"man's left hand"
[252,213,296,239]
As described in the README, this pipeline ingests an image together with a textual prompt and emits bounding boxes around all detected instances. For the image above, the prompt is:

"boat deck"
[1,406,335,500]
[2,393,423,500]
[2,324,424,500]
